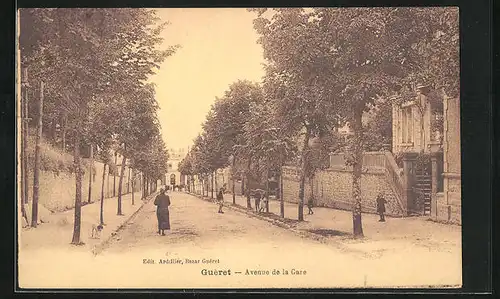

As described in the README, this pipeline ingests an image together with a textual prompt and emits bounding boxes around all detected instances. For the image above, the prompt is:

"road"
[19,192,461,289]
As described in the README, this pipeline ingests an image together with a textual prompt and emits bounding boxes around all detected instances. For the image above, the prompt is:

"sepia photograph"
[16,7,461,289]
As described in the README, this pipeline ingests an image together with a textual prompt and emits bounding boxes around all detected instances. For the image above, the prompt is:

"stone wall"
[282,166,404,216]
[24,161,140,213]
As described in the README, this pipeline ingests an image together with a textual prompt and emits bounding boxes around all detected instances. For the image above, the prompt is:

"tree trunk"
[201,178,204,196]
[352,109,364,237]
[113,152,117,197]
[23,87,29,206]
[31,81,44,228]
[106,165,110,198]
[51,120,57,141]
[117,155,126,215]
[127,167,131,194]
[232,158,236,204]
[280,166,284,218]
[241,176,245,195]
[61,113,67,152]
[141,173,145,199]
[87,144,93,203]
[298,128,311,221]
[139,173,142,195]
[71,130,83,245]
[206,177,209,197]
[203,177,206,197]
[131,171,135,205]
[214,170,218,194]
[309,177,314,198]
[211,172,214,199]
[20,83,26,220]
[246,159,252,209]
[142,174,145,195]
[100,163,106,225]
[265,168,270,213]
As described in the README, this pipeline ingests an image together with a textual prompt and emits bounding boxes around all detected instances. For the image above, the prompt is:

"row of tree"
[19,8,175,244]
[179,8,458,237]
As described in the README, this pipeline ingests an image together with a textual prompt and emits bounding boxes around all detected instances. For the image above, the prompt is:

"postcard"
[17,7,461,289]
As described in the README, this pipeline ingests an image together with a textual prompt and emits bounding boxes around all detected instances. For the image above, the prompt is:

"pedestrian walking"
[260,193,268,213]
[254,191,261,213]
[154,188,171,235]
[376,192,387,222]
[216,188,224,214]
[307,197,314,215]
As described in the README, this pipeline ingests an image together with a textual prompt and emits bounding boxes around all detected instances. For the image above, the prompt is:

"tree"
[96,145,112,226]
[178,154,194,192]
[187,81,264,206]
[363,98,392,152]
[31,81,44,227]
[311,7,458,236]
[242,98,297,215]
[19,8,177,244]
[250,8,340,221]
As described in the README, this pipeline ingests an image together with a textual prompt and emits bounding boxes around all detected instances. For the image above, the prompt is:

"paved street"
[19,191,461,289]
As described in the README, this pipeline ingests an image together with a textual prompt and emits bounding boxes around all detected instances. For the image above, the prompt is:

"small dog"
[90,224,104,239]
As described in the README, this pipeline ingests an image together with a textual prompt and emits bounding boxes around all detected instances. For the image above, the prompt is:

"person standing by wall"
[376,192,387,222]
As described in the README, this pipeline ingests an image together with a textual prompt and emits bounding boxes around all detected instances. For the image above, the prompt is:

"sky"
[149,8,266,151]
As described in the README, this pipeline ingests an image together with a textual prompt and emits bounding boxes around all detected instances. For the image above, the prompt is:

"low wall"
[24,161,141,213]
[434,173,461,224]
[282,166,404,217]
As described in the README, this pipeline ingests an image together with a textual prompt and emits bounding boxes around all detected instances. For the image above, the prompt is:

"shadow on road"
[306,228,351,237]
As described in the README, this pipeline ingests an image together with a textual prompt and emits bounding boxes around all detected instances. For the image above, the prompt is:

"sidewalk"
[19,191,154,254]
[224,193,461,254]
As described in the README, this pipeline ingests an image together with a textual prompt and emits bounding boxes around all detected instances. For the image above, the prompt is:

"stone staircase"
[415,174,432,215]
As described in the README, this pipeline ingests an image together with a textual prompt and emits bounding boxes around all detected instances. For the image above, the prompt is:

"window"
[406,108,413,143]
[401,107,413,144]
[401,109,407,143]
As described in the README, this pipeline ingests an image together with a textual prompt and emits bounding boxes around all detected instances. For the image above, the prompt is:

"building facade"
[437,96,461,224]
[165,147,188,188]
[391,86,443,154]
[391,86,460,224]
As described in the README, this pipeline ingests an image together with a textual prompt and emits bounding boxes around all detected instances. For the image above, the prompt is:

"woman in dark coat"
[154,188,171,235]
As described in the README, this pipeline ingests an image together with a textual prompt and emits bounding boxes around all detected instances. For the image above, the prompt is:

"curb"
[91,192,157,255]
[185,192,372,259]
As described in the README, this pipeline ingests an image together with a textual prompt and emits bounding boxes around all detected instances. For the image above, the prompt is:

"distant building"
[165,147,188,188]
